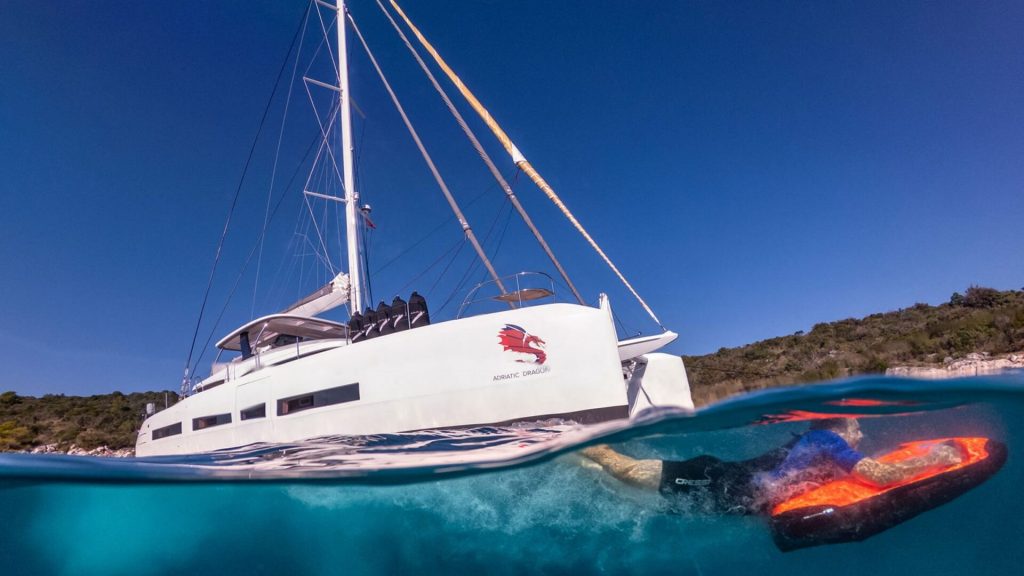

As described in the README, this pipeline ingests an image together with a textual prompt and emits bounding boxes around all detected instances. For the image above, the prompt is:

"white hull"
[137,301,661,456]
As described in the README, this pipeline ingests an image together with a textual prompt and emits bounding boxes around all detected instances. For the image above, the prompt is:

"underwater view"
[1,375,1021,576]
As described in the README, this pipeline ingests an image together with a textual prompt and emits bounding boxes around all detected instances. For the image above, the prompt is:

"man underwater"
[582,418,962,514]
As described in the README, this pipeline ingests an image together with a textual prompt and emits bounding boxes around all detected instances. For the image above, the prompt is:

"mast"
[338,0,362,313]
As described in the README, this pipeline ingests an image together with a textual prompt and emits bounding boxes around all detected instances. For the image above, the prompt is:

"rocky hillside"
[0,390,177,452]
[684,286,1024,406]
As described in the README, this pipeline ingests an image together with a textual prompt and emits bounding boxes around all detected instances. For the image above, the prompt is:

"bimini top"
[216,314,349,352]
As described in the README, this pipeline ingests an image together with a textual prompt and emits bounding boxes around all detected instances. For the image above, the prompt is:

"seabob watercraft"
[769,437,1007,551]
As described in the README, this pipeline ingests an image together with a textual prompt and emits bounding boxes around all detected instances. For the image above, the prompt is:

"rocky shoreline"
[887,352,1024,379]
[24,444,134,458]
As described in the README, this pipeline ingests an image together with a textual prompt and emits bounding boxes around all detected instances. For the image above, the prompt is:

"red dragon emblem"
[497,324,547,365]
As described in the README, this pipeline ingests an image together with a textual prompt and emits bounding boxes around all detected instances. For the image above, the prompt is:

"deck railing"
[457,271,558,318]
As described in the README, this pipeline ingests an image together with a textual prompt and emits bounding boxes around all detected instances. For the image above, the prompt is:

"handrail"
[458,272,557,318]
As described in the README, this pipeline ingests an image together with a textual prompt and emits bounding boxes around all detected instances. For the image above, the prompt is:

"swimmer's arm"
[852,445,961,487]
[581,445,662,491]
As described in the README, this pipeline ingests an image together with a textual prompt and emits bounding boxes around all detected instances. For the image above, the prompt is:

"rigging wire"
[612,309,638,339]
[252,1,313,318]
[435,200,512,317]
[189,130,323,378]
[369,184,494,277]
[438,251,482,315]
[426,239,467,298]
[398,236,464,296]
[264,195,319,313]
[387,0,665,329]
[259,227,306,314]
[313,2,339,84]
[183,2,312,388]
[469,202,516,303]
[346,10,509,298]
[297,99,344,276]
[375,0,584,305]
[484,201,515,271]
[301,192,337,273]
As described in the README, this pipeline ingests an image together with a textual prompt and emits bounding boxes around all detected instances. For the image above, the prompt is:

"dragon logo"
[498,324,547,365]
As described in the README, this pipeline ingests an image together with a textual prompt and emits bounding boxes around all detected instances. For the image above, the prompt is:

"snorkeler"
[582,418,963,515]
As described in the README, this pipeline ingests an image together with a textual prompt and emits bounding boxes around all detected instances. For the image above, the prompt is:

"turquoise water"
[1,375,1021,575]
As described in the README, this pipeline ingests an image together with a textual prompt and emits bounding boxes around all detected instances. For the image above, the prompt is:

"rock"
[22,444,135,457]
[887,351,1024,379]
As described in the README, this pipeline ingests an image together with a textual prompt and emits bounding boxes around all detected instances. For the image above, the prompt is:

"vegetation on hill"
[684,286,1024,406]
[0,390,177,451]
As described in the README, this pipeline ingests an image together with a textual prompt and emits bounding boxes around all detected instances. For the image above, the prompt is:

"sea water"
[1,375,1021,576]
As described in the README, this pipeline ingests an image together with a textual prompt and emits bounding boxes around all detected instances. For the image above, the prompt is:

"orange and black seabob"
[770,437,1008,551]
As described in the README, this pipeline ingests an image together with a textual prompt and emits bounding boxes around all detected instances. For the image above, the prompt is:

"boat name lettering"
[491,365,551,382]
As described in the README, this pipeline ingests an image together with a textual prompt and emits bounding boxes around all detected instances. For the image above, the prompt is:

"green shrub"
[963,286,1002,308]
[0,420,33,450]
[0,391,20,406]
[860,356,889,374]
[820,360,841,380]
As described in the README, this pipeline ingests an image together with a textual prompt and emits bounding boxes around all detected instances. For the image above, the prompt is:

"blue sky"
[1,1,1021,396]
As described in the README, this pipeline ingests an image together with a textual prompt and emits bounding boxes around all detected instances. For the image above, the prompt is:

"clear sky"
[1,1,1021,396]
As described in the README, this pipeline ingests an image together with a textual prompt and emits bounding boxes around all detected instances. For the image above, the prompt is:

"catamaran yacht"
[136,0,692,457]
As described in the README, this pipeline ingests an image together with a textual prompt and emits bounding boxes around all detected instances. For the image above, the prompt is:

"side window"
[240,404,266,421]
[192,413,232,431]
[152,422,182,440]
[278,383,360,416]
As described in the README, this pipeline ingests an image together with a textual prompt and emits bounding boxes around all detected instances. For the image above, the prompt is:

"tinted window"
[240,403,266,421]
[152,422,182,440]
[192,413,232,431]
[278,383,360,416]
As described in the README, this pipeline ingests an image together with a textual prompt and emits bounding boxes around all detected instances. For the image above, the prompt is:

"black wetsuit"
[658,442,796,515]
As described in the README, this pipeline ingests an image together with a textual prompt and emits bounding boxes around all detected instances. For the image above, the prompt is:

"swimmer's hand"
[855,442,962,486]
[577,456,603,472]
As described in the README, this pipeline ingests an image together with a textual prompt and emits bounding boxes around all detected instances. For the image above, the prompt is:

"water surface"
[1,375,1021,575]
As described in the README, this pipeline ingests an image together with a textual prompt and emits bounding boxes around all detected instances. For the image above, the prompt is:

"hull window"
[192,413,232,431]
[152,422,182,440]
[240,403,267,421]
[278,383,360,416]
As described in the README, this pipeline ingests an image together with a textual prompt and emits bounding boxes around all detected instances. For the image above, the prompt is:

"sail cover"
[282,272,350,317]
